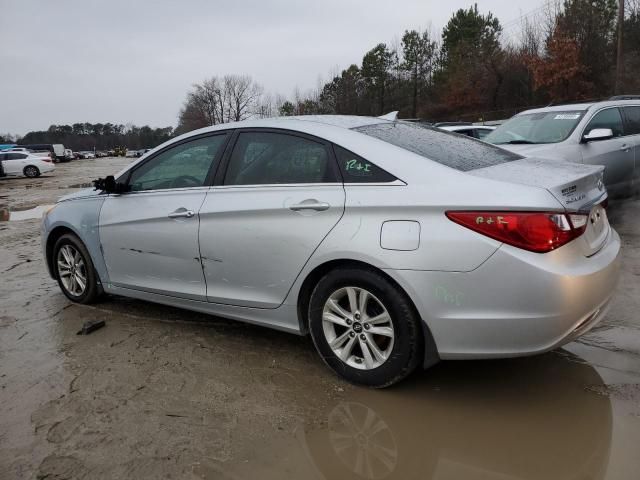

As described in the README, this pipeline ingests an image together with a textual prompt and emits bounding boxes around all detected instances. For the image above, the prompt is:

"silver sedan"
[41,115,621,387]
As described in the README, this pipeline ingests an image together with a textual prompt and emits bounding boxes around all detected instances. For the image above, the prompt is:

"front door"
[580,107,634,195]
[622,105,640,190]
[99,133,229,300]
[199,130,345,308]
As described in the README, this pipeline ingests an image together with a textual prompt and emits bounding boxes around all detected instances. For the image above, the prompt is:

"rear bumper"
[388,228,621,360]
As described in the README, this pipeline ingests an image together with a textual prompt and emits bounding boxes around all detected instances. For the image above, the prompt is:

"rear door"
[199,129,345,308]
[99,133,229,300]
[621,105,640,189]
[579,107,634,195]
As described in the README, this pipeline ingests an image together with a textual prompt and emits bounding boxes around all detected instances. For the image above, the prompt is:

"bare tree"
[177,74,265,133]
[224,74,263,122]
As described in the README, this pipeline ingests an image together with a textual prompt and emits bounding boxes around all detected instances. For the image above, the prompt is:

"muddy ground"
[1,157,639,480]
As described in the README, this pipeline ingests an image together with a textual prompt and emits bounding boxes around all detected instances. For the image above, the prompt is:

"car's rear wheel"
[309,268,423,388]
[23,165,40,178]
[53,233,102,304]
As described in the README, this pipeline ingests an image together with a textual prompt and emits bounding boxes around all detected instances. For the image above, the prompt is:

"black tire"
[23,165,40,178]
[308,268,424,388]
[53,233,102,304]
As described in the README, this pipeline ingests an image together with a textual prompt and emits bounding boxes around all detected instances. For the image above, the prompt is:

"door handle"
[620,144,631,152]
[168,208,195,219]
[289,200,330,212]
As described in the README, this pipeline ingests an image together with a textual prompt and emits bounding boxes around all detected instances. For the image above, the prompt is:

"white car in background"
[0,151,55,178]
[439,124,496,140]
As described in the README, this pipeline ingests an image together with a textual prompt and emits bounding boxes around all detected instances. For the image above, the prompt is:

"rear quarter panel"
[283,170,564,310]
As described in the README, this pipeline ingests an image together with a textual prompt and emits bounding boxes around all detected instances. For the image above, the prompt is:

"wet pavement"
[1,157,639,479]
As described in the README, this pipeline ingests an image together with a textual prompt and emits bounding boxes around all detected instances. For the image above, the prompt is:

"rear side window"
[354,122,521,172]
[333,145,396,183]
[623,106,640,135]
[584,108,624,137]
[224,131,337,185]
[7,153,27,160]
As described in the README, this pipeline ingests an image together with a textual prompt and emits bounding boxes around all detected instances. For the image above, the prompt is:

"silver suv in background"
[484,97,640,197]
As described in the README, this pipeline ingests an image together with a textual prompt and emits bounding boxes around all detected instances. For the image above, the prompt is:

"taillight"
[446,211,588,253]
[42,158,52,162]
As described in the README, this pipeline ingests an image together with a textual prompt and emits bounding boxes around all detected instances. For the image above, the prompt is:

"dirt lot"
[1,158,639,479]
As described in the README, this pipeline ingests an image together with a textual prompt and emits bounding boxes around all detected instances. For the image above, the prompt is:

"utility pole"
[615,0,625,94]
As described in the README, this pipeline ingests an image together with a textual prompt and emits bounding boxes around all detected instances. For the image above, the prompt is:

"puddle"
[221,352,639,480]
[0,204,53,221]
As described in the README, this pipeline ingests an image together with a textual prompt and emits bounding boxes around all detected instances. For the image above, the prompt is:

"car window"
[128,134,227,192]
[623,106,640,135]
[453,129,474,137]
[476,128,492,139]
[354,122,521,172]
[333,145,396,183]
[584,108,624,137]
[224,131,336,185]
[7,153,27,160]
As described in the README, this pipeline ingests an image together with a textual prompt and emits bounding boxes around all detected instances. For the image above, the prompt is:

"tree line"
[3,123,174,151]
[178,0,640,130]
[6,0,640,145]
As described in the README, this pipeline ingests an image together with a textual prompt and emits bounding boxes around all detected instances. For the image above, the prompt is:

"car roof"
[518,99,640,115]
[168,115,393,145]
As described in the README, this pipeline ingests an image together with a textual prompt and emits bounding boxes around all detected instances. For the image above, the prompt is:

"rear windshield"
[353,122,521,172]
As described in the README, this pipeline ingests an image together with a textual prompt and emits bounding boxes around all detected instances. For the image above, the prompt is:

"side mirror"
[93,175,128,194]
[583,128,613,142]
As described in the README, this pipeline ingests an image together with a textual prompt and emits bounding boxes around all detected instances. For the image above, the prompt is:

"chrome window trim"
[109,186,211,196]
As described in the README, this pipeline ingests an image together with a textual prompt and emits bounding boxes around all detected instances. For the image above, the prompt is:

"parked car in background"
[77,151,96,159]
[32,150,55,161]
[125,149,138,158]
[484,97,640,197]
[17,143,66,162]
[439,124,496,140]
[42,115,619,387]
[64,149,74,160]
[0,151,55,177]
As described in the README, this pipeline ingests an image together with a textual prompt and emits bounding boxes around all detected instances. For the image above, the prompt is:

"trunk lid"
[469,157,606,211]
[469,157,609,256]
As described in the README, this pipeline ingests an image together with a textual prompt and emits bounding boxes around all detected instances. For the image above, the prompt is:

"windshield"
[485,111,585,145]
[484,110,585,145]
[353,121,521,172]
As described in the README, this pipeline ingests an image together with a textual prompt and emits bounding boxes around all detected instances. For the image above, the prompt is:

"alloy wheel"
[322,287,395,370]
[57,245,87,296]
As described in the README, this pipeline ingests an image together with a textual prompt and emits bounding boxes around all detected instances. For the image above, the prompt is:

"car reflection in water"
[297,351,612,480]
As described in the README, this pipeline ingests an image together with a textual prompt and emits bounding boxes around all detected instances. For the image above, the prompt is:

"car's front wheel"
[309,268,423,388]
[53,233,102,304]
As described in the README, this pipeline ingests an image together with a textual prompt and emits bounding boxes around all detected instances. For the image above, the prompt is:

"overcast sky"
[1,0,544,135]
